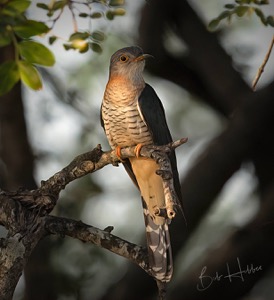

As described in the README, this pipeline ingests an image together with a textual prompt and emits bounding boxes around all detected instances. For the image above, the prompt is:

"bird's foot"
[134,143,143,158]
[115,146,125,162]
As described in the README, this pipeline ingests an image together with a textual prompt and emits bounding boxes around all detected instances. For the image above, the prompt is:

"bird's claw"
[115,146,125,162]
[134,144,143,158]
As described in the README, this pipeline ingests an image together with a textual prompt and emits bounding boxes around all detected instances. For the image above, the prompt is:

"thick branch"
[45,215,150,274]
[0,194,45,300]
[7,139,187,215]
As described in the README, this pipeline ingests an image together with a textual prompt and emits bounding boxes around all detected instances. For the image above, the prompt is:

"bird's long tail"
[142,200,173,282]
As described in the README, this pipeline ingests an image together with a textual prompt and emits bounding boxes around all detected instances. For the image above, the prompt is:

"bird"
[100,46,183,282]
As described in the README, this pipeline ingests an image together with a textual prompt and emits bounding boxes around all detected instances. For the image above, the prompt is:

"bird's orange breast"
[104,76,145,106]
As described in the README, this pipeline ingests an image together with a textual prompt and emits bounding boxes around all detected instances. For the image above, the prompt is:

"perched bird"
[101,46,183,282]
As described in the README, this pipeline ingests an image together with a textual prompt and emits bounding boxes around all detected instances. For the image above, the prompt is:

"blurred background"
[1,0,274,299]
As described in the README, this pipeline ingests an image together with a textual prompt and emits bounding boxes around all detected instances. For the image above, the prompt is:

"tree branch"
[5,139,187,215]
[252,34,274,90]
[0,193,46,300]
[45,215,150,274]
[0,138,187,299]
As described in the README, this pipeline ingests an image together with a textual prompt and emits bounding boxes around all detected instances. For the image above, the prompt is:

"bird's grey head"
[109,46,151,83]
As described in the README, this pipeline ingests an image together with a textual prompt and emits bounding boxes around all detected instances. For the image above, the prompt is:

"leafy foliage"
[36,0,125,53]
[208,0,274,30]
[18,60,43,90]
[19,40,55,66]
[0,61,20,95]
[0,0,125,95]
[0,0,51,94]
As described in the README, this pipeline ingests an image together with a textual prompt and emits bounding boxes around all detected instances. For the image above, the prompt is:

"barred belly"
[102,101,152,149]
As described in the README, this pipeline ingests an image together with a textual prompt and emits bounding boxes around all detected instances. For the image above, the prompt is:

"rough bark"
[0,193,46,300]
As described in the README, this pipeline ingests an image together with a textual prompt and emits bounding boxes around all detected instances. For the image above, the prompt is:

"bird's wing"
[126,83,183,208]
[137,84,173,147]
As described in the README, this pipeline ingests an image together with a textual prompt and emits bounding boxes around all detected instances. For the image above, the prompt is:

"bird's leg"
[115,146,125,162]
[163,180,177,220]
[154,152,177,221]
[162,187,176,220]
[134,143,143,158]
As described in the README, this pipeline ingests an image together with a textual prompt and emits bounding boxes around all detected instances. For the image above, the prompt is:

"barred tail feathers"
[143,202,173,282]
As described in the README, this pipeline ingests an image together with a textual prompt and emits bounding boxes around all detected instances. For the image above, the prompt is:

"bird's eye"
[120,55,128,62]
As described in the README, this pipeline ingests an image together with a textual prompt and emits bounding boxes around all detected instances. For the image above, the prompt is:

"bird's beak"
[134,54,153,62]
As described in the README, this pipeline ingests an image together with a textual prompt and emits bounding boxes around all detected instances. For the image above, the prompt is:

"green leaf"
[208,19,220,31]
[90,12,102,18]
[0,61,20,96]
[18,60,42,90]
[266,15,274,26]
[79,43,89,53]
[47,11,54,17]
[49,35,57,45]
[51,0,67,11]
[113,8,126,16]
[109,0,125,6]
[63,43,73,51]
[1,0,31,16]
[105,8,126,20]
[36,3,49,10]
[13,20,49,38]
[79,13,88,18]
[69,31,90,41]
[18,41,55,66]
[106,10,114,20]
[91,31,105,42]
[7,0,31,13]
[254,8,266,24]
[90,42,102,53]
[218,10,231,20]
[0,31,11,47]
[71,39,89,52]
[224,4,235,9]
[235,6,249,17]
[235,0,251,3]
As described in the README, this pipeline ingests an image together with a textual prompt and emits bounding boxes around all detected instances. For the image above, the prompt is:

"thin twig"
[252,34,274,91]
[68,0,78,32]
